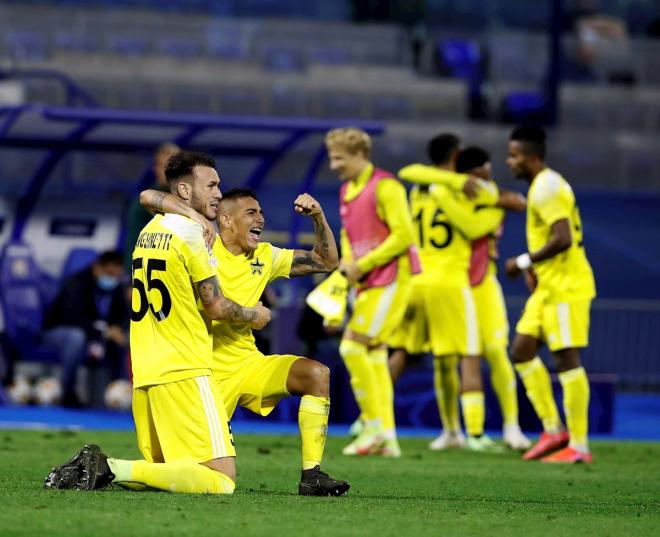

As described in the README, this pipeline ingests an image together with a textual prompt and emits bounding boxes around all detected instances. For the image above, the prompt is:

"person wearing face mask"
[42,250,129,407]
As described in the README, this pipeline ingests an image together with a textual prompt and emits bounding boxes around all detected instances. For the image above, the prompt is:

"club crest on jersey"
[250,258,264,275]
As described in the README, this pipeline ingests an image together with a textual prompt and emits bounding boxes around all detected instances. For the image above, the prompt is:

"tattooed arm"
[289,193,339,277]
[140,189,216,249]
[196,275,271,329]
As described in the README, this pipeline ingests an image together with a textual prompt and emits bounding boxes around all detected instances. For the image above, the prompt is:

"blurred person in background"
[393,134,503,453]
[455,146,530,450]
[505,125,595,463]
[567,0,636,84]
[42,250,129,408]
[326,127,419,458]
[123,142,180,273]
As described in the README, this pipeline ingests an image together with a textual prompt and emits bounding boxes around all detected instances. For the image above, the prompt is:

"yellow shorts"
[472,273,509,352]
[215,354,300,420]
[516,290,592,351]
[133,376,235,464]
[388,280,429,354]
[346,279,411,345]
[420,282,480,357]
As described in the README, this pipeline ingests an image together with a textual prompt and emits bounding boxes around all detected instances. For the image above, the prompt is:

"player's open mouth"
[249,227,262,241]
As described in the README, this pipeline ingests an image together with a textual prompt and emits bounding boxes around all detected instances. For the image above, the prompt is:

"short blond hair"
[325,128,371,158]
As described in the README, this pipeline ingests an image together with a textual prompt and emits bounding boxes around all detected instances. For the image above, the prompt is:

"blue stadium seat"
[309,46,350,66]
[61,248,97,280]
[4,30,50,61]
[370,96,412,120]
[54,31,100,53]
[261,46,307,73]
[437,39,481,85]
[106,35,150,58]
[437,39,485,118]
[501,90,548,124]
[0,242,58,363]
[155,37,202,59]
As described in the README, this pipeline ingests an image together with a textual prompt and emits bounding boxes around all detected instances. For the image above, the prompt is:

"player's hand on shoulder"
[294,193,322,216]
[250,301,272,330]
[462,175,481,199]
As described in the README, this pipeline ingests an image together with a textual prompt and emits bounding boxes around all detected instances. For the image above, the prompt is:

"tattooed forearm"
[198,276,257,323]
[152,191,167,213]
[313,217,330,258]
[291,252,328,276]
[219,300,258,323]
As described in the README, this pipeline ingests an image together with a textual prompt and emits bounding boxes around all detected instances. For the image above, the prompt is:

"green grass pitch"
[0,430,659,536]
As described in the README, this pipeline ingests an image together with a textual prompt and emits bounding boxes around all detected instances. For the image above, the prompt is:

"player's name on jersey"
[136,231,173,251]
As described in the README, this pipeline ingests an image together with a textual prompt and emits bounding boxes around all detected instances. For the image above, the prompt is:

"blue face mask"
[97,275,120,291]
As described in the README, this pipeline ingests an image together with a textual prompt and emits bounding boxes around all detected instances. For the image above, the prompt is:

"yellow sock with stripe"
[339,339,380,424]
[485,346,519,426]
[433,356,461,432]
[107,459,235,494]
[515,357,562,433]
[558,367,590,452]
[461,391,485,437]
[299,395,330,470]
[368,347,396,436]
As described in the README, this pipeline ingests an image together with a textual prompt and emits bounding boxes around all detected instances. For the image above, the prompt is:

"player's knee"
[510,337,535,363]
[307,361,330,396]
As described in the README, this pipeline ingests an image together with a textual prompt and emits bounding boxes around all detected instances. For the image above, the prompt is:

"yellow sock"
[108,459,235,494]
[558,367,590,451]
[433,356,460,432]
[368,347,396,434]
[485,345,519,426]
[515,357,562,433]
[461,391,485,437]
[339,339,380,423]
[299,395,330,470]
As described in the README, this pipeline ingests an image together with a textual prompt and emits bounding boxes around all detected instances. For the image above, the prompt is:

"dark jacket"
[42,267,128,339]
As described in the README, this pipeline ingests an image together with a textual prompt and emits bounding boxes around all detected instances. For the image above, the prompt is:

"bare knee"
[308,361,330,396]
[202,456,236,483]
[287,358,329,397]
[553,348,582,372]
[510,334,538,363]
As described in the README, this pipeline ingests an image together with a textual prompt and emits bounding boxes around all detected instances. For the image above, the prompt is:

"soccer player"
[455,146,530,450]
[505,126,595,463]
[44,151,271,494]
[139,186,350,495]
[393,134,505,452]
[326,127,419,457]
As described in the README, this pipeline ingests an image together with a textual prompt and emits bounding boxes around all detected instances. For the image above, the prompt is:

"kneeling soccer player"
[45,151,271,493]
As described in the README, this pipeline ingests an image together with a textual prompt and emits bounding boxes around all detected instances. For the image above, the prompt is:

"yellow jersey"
[409,181,502,288]
[527,168,596,299]
[130,214,217,388]
[209,238,293,378]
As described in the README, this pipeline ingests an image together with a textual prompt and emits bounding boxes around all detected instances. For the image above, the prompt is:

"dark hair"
[510,125,546,159]
[427,133,461,166]
[456,146,490,173]
[221,187,259,202]
[96,250,123,266]
[164,151,216,185]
